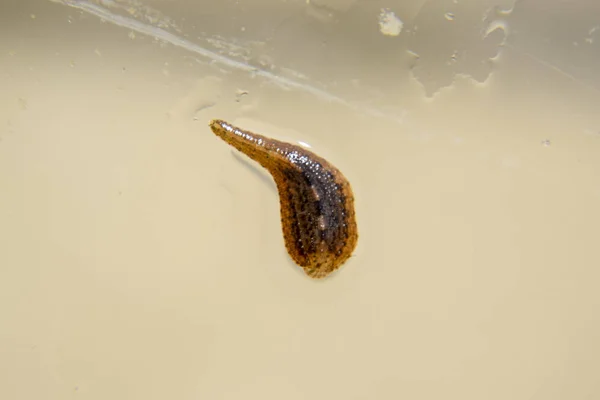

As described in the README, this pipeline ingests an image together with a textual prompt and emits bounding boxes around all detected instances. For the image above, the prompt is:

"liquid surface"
[1,1,600,399]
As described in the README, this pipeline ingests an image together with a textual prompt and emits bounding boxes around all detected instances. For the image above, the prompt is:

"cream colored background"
[1,0,599,399]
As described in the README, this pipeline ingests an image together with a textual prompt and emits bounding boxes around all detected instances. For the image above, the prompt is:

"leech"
[209,119,358,278]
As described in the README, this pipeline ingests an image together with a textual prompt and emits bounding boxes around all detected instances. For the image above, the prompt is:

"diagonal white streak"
[48,0,406,123]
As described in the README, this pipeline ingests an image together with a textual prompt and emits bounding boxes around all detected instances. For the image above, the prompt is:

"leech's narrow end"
[209,119,231,140]
[209,119,224,130]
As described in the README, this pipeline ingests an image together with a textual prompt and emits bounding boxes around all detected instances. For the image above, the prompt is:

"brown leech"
[209,120,358,278]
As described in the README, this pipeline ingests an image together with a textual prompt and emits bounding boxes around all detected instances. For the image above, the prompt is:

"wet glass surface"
[1,0,599,399]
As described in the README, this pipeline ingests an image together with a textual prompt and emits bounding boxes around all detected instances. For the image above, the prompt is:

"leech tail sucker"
[209,119,358,279]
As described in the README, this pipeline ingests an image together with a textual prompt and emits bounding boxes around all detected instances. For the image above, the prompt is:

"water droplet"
[378,8,403,36]
[235,89,249,102]
[541,139,551,147]
[445,12,455,21]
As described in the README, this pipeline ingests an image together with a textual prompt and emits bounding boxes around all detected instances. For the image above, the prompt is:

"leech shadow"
[231,151,277,193]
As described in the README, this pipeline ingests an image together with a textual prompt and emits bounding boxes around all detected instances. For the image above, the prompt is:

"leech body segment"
[209,119,358,279]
